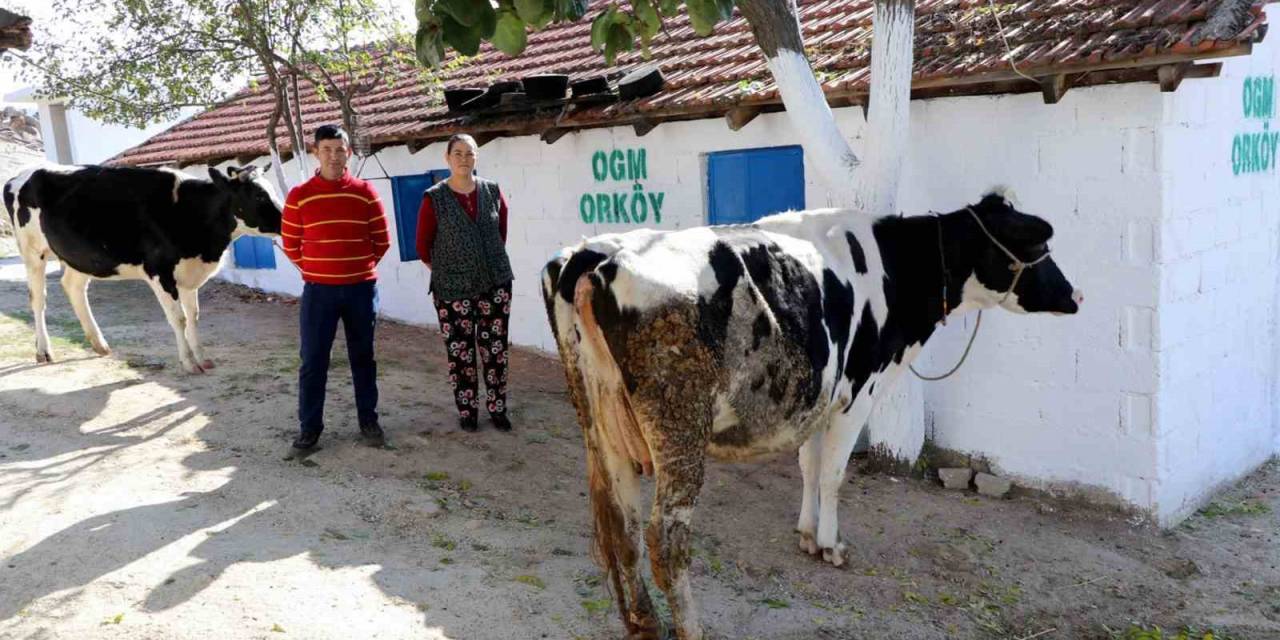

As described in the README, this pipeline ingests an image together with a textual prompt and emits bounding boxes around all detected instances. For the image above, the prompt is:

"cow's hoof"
[200,359,215,370]
[625,610,669,640]
[35,352,51,364]
[183,361,207,374]
[93,344,111,356]
[821,541,847,567]
[797,531,819,555]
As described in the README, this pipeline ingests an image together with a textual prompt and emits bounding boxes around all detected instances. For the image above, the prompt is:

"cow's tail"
[550,263,655,636]
[572,273,653,477]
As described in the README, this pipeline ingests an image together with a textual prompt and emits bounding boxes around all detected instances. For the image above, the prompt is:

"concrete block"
[1122,128,1158,175]
[1121,393,1154,437]
[938,467,974,490]
[1124,220,1155,265]
[1198,249,1231,292]
[1163,257,1202,302]
[1076,347,1157,394]
[975,473,1013,498]
[1122,306,1154,352]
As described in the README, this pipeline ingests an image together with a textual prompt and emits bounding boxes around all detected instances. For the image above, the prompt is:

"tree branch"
[2,49,215,125]
[737,0,862,207]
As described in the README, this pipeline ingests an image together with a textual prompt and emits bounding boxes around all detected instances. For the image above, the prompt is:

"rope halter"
[964,206,1052,305]
[910,207,1054,382]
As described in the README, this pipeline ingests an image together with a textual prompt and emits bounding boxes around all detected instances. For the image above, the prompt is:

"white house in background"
[111,1,1278,526]
[3,86,194,165]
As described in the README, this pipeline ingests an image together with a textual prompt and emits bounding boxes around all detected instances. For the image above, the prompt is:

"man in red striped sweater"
[281,124,391,458]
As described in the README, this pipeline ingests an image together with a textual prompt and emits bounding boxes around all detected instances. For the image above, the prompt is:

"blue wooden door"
[391,170,449,262]
[707,145,805,225]
[232,236,276,269]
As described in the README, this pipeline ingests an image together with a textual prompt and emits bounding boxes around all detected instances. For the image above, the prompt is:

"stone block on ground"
[938,467,974,490]
[975,473,1013,498]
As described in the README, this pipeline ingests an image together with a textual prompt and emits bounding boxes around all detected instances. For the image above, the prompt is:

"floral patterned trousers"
[433,282,512,420]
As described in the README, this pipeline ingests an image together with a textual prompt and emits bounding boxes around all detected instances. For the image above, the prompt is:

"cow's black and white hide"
[541,191,1081,640]
[2,164,283,373]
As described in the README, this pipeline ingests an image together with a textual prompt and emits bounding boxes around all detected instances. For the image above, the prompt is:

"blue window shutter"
[232,236,257,268]
[253,236,276,269]
[707,145,805,225]
[392,170,447,262]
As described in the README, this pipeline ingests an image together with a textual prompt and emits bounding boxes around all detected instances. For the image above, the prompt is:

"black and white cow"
[2,164,283,373]
[541,191,1082,639]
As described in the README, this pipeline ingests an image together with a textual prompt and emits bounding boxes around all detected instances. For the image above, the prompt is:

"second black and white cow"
[3,164,283,373]
[541,191,1082,639]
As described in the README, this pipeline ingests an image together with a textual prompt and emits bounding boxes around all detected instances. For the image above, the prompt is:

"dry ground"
[0,257,1277,640]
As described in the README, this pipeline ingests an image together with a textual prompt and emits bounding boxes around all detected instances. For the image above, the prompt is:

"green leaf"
[494,10,529,55]
[633,0,660,39]
[531,0,556,29]
[514,574,546,589]
[659,0,681,17]
[515,0,548,26]
[686,0,721,36]
[437,0,483,27]
[442,14,483,57]
[590,6,616,52]
[565,0,589,20]
[715,0,735,21]
[415,24,446,67]
[477,2,498,39]
[604,22,634,65]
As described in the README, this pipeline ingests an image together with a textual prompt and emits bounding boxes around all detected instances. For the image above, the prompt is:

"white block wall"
[1152,6,1280,524]
[900,84,1166,514]
[208,16,1280,523]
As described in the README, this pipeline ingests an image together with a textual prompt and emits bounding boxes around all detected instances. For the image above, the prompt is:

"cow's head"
[209,165,283,237]
[960,191,1082,315]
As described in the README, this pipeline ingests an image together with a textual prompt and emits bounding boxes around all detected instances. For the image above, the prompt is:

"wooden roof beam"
[632,118,658,137]
[1158,62,1192,92]
[1159,61,1222,91]
[541,127,569,145]
[1040,74,1068,105]
[725,106,761,131]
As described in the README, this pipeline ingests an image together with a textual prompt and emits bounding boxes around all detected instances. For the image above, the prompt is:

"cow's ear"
[208,167,230,186]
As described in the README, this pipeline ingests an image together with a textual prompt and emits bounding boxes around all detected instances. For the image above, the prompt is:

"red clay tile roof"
[114,0,1271,167]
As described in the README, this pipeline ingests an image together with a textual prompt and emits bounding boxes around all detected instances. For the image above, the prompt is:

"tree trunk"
[855,0,915,216]
[738,0,923,467]
[287,73,310,179]
[266,84,293,192]
[736,0,915,213]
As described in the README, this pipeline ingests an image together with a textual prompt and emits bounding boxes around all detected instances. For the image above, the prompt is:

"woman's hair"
[447,134,478,153]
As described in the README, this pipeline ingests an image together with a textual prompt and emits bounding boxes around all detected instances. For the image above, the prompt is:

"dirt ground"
[0,257,1278,640]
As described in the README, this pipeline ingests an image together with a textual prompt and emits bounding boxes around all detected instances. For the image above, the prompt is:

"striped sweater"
[281,170,390,284]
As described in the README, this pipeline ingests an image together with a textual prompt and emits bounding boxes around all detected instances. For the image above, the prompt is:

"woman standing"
[415,134,514,432]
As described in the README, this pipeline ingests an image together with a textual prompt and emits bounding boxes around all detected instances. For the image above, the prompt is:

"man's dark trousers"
[298,280,379,437]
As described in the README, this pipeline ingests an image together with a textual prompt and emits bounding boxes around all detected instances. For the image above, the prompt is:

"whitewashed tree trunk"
[738,0,914,213]
[858,0,923,467]
[738,0,924,466]
[854,0,915,217]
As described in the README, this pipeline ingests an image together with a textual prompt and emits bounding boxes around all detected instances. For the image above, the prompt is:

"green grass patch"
[1199,500,1270,518]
